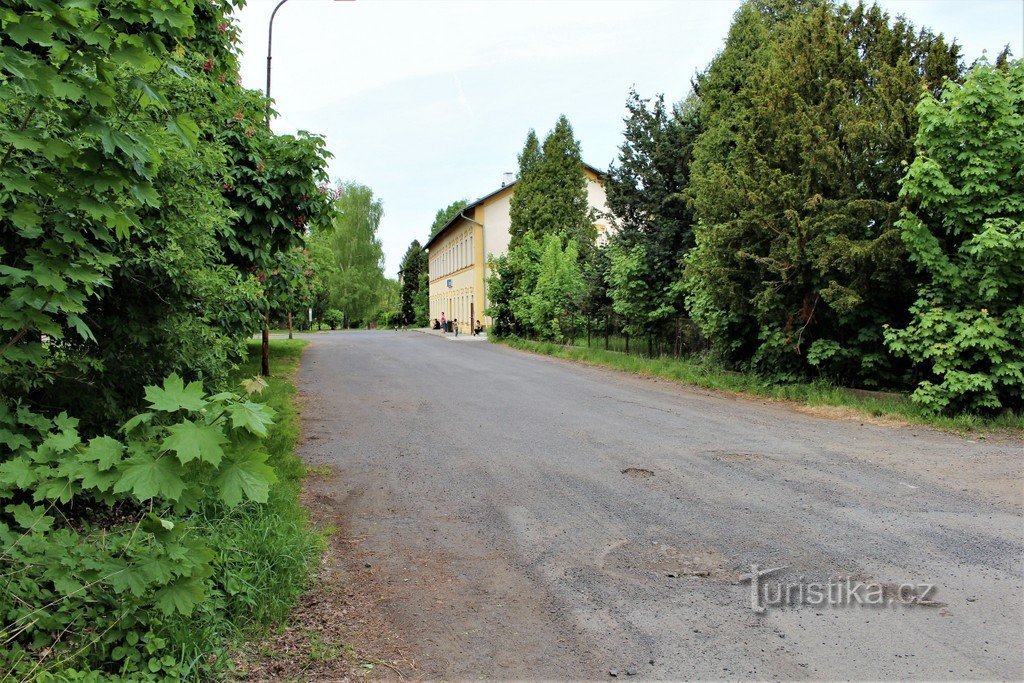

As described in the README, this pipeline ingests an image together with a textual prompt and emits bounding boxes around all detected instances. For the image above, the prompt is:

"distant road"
[296,330,1023,680]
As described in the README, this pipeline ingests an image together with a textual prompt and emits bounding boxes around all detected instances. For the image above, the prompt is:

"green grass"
[497,336,1024,436]
[265,327,327,335]
[161,338,325,679]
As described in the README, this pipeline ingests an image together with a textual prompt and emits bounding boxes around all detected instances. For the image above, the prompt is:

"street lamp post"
[260,0,292,374]
[260,0,347,376]
[265,0,290,125]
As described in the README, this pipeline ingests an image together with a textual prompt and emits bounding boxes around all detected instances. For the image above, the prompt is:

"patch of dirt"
[621,467,654,478]
[233,466,420,682]
[793,404,909,428]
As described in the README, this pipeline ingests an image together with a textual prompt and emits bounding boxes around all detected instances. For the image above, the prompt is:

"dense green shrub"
[0,374,278,677]
[885,60,1024,413]
[322,309,345,330]
[1,0,331,677]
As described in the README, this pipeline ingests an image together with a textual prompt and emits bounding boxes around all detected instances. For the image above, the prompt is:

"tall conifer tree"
[509,129,542,248]
[686,0,962,385]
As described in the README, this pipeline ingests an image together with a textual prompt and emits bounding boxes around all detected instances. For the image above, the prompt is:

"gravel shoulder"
[294,330,1023,681]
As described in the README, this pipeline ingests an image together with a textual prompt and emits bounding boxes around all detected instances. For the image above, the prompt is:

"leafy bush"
[0,374,278,677]
[885,60,1024,413]
[322,309,345,329]
[0,0,330,678]
[377,309,401,328]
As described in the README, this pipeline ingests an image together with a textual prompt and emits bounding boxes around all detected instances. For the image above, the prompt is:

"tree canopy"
[308,183,389,327]
[429,198,470,238]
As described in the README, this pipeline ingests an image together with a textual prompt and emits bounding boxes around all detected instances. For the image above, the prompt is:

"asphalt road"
[295,330,1023,681]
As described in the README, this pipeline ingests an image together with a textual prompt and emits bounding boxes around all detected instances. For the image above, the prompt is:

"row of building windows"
[429,232,474,281]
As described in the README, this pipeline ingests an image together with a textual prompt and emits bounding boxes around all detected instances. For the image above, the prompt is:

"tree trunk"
[287,311,293,340]
[605,316,610,350]
[625,332,630,355]
[261,309,270,376]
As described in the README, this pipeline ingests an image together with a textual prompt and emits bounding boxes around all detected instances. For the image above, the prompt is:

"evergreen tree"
[605,91,701,351]
[685,0,962,385]
[508,129,542,248]
[429,199,470,238]
[509,118,592,255]
[413,271,430,327]
[538,116,594,257]
[398,239,428,326]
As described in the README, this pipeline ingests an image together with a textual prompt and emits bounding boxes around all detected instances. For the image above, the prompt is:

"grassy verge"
[266,328,327,335]
[162,339,324,679]
[497,336,1024,435]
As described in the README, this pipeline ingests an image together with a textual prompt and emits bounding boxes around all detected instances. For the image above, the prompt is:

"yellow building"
[424,164,611,334]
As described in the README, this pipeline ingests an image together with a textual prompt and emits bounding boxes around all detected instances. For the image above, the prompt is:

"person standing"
[453,318,459,337]
[439,312,446,333]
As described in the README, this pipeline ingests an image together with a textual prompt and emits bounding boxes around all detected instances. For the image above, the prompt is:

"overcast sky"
[232,0,1024,276]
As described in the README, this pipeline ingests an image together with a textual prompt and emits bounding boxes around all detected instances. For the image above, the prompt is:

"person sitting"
[432,318,440,330]
[473,319,484,336]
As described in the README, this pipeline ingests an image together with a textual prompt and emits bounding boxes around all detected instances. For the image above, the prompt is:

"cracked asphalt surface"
[295,330,1023,680]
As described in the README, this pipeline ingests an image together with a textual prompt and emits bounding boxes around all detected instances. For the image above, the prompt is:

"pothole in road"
[621,467,654,478]
[602,539,738,582]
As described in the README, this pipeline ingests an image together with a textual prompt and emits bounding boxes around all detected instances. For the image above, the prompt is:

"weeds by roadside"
[495,337,1024,436]
[165,339,324,678]
[233,462,420,682]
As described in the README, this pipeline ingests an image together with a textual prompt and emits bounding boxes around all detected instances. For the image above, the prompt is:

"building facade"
[424,165,611,334]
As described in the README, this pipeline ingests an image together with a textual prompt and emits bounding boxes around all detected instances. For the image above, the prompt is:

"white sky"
[232,0,1024,276]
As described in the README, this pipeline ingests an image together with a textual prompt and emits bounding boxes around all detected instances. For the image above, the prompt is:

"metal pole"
[266,0,290,125]
[262,0,290,376]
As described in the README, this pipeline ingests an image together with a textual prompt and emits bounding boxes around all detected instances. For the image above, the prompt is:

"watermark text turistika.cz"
[739,565,939,614]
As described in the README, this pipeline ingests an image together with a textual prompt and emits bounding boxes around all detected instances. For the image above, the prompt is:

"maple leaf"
[155,576,206,616]
[5,503,54,533]
[161,420,227,466]
[121,411,154,434]
[214,446,277,507]
[144,374,206,412]
[80,435,124,471]
[226,401,275,437]
[0,457,36,488]
[113,451,186,502]
[241,375,268,395]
